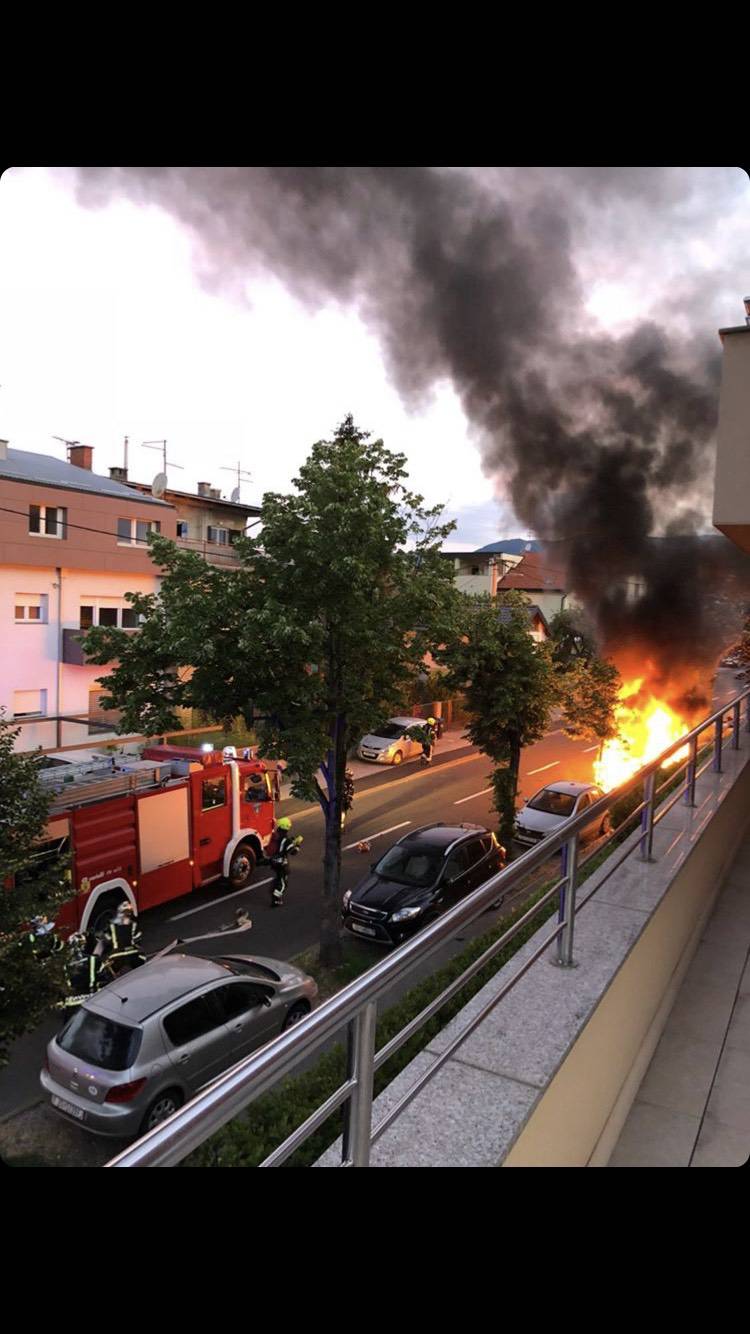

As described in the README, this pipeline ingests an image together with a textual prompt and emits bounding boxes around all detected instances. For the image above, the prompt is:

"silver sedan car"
[40,953,318,1138]
[357,716,427,765]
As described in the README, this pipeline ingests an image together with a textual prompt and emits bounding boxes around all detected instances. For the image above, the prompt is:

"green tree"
[437,592,558,847]
[556,655,621,743]
[548,607,597,669]
[0,710,70,1065]
[85,416,458,965]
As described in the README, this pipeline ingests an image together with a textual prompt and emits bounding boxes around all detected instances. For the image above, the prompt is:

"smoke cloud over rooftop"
[70,167,750,698]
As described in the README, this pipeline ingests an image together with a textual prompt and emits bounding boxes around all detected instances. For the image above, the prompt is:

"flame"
[593,677,691,792]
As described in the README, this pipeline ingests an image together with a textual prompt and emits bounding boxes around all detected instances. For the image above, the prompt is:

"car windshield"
[371,723,404,740]
[57,1011,142,1071]
[374,843,444,887]
[527,790,577,817]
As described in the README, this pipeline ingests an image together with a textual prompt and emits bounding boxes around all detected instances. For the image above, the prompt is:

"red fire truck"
[37,745,280,937]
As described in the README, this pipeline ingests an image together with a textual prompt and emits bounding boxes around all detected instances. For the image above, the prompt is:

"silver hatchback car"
[40,953,318,1138]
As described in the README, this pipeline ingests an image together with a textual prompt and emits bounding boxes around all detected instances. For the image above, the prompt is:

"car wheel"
[228,843,257,889]
[391,750,403,766]
[283,1002,311,1031]
[139,1088,183,1135]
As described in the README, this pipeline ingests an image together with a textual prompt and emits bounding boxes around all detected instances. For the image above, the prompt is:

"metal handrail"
[107,685,750,1168]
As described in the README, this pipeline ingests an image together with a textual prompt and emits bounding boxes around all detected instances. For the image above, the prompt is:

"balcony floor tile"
[608,1101,699,1167]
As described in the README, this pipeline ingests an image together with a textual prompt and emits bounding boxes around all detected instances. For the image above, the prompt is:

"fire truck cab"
[39,745,279,937]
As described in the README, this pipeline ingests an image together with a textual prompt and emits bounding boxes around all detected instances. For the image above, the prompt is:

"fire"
[594,677,691,792]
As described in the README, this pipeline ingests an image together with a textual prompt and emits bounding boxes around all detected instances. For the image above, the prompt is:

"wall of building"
[713,328,750,554]
[0,565,161,750]
[0,477,173,575]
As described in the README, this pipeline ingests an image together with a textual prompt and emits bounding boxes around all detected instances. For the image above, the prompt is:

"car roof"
[400,822,487,850]
[388,716,425,726]
[86,954,248,1024]
[537,781,599,797]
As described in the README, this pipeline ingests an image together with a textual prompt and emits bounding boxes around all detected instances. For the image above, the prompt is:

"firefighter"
[100,901,145,975]
[27,915,64,962]
[59,932,101,1010]
[266,817,303,907]
[418,718,438,766]
[340,768,355,832]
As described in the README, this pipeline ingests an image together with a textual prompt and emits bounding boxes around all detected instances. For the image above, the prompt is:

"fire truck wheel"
[228,844,257,889]
[140,1088,183,1135]
[89,894,123,937]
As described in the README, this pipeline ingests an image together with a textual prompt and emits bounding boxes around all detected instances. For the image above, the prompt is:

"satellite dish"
[231,486,241,503]
[151,472,168,499]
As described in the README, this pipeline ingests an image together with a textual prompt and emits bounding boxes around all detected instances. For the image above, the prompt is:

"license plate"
[350,922,376,936]
[51,1094,85,1121]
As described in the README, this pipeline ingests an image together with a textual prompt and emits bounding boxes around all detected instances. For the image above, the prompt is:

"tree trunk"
[318,716,347,968]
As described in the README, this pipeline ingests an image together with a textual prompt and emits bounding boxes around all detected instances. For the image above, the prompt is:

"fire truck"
[35,745,280,937]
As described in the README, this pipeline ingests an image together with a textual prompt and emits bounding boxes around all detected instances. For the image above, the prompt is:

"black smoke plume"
[70,167,750,708]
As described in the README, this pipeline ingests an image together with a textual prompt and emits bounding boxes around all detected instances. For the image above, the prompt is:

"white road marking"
[583,744,600,753]
[527,760,560,776]
[454,786,494,805]
[169,878,273,921]
[543,729,565,738]
[343,821,411,851]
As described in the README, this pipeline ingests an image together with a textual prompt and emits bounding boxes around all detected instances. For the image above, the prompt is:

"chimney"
[744,295,750,328]
[69,444,93,471]
[0,439,8,461]
[109,465,129,483]
[210,488,221,500]
[197,482,212,498]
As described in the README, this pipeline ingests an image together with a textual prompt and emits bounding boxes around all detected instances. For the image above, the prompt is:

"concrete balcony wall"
[713,326,750,554]
[317,734,750,1167]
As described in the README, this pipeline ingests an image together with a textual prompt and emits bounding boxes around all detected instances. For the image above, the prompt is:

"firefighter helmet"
[277,817,293,831]
[427,717,437,726]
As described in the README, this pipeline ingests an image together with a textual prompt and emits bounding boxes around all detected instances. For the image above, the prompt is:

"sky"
[0,166,748,550]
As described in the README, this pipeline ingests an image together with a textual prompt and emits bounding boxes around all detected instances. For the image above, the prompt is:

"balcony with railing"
[102,687,750,1169]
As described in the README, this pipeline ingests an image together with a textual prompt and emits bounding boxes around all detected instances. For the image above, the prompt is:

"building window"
[80,602,140,629]
[207,525,229,546]
[117,518,161,546]
[29,505,66,539]
[15,596,48,624]
[176,521,189,539]
[13,689,46,718]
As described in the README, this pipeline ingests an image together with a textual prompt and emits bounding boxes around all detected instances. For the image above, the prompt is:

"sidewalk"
[277,726,473,804]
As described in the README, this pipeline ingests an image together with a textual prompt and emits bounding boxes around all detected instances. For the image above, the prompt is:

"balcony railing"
[106,686,750,1168]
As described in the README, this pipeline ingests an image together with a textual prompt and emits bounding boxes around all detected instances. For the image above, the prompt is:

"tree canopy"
[86,416,459,963]
[0,710,69,1064]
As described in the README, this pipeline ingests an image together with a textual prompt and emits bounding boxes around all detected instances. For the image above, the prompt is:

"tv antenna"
[142,439,184,484]
[52,435,81,461]
[221,460,252,503]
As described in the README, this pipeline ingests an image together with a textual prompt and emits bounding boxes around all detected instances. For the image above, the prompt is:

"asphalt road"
[140,720,602,960]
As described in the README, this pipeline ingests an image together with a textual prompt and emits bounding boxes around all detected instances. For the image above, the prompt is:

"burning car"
[515,781,610,848]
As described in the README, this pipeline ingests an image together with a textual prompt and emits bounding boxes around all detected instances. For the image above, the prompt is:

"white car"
[357,716,427,766]
[515,781,611,848]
